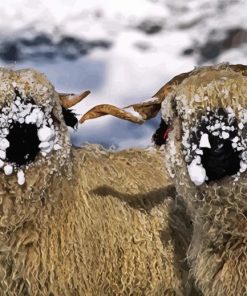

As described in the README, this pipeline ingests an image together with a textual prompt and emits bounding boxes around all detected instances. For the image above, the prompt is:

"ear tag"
[163,128,170,140]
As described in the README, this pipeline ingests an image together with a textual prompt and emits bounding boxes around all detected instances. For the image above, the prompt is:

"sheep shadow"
[90,185,176,213]
[91,185,200,295]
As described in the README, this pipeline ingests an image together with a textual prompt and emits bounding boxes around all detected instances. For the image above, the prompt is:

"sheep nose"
[5,122,41,166]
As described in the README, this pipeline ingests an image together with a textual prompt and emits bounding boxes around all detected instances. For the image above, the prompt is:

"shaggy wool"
[160,64,247,296]
[0,68,195,296]
[0,147,194,296]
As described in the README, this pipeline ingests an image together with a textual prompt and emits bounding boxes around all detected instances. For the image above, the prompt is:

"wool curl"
[0,146,193,296]
[0,68,194,296]
[162,64,247,296]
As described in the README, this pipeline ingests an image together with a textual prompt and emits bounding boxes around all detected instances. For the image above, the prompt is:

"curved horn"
[153,70,194,99]
[79,70,193,124]
[79,104,145,124]
[69,65,247,126]
[59,90,91,108]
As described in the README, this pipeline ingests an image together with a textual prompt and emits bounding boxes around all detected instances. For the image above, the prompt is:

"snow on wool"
[171,66,247,296]
[17,169,25,185]
[109,64,247,295]
[0,91,61,185]
[187,156,207,186]
[0,68,195,296]
[183,106,247,186]
[199,133,211,148]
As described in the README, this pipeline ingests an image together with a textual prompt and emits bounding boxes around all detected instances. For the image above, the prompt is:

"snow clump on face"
[0,89,61,185]
[187,156,207,186]
[199,133,211,149]
[17,169,25,185]
[182,106,247,185]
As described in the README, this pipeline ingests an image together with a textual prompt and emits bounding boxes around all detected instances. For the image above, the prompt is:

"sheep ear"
[58,90,91,128]
[59,90,91,108]
[79,70,193,125]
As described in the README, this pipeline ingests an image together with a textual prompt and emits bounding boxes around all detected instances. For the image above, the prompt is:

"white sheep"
[0,68,194,295]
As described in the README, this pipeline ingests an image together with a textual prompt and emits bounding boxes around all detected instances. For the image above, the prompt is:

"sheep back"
[0,146,193,296]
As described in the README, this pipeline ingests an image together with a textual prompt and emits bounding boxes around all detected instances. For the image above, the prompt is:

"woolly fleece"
[162,64,247,296]
[0,147,193,296]
[0,68,194,296]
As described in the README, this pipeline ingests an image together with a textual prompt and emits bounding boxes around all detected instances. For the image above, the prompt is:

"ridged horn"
[59,90,91,109]
[79,70,193,124]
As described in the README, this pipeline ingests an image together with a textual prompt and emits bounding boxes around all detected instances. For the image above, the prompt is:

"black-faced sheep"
[0,68,193,295]
[84,63,247,296]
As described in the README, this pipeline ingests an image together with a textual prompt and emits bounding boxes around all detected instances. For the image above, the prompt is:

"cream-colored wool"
[0,68,193,295]
[159,64,247,296]
[75,63,247,295]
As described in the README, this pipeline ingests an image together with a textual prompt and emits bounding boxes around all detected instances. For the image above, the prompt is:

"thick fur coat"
[75,63,247,295]
[160,65,247,296]
[0,68,193,296]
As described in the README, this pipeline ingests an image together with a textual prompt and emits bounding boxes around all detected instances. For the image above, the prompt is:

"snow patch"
[240,160,247,173]
[17,170,25,185]
[0,138,10,150]
[0,150,6,160]
[4,164,13,176]
[0,91,62,184]
[187,157,207,186]
[222,131,229,139]
[182,105,247,184]
[38,126,54,142]
[199,133,211,148]
[124,107,143,120]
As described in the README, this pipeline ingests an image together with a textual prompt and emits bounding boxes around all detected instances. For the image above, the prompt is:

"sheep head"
[156,63,247,296]
[0,68,90,194]
[157,65,247,205]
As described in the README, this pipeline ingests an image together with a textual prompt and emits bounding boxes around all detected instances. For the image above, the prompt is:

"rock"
[199,27,247,62]
[0,34,112,62]
[137,19,163,35]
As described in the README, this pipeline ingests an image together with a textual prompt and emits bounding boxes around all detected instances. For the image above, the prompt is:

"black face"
[189,108,241,182]
[0,91,44,169]
[198,134,240,181]
[0,89,78,169]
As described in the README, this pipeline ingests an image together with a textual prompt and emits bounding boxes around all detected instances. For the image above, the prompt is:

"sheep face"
[0,68,73,199]
[160,67,247,203]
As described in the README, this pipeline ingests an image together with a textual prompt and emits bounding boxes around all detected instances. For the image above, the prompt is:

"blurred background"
[0,0,247,149]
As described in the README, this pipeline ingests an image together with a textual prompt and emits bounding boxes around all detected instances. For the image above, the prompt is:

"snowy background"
[0,0,247,149]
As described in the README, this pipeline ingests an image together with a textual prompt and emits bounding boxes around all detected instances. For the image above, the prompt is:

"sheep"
[0,68,194,296]
[83,63,247,295]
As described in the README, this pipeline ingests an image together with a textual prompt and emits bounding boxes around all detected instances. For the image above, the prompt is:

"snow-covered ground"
[0,0,247,149]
